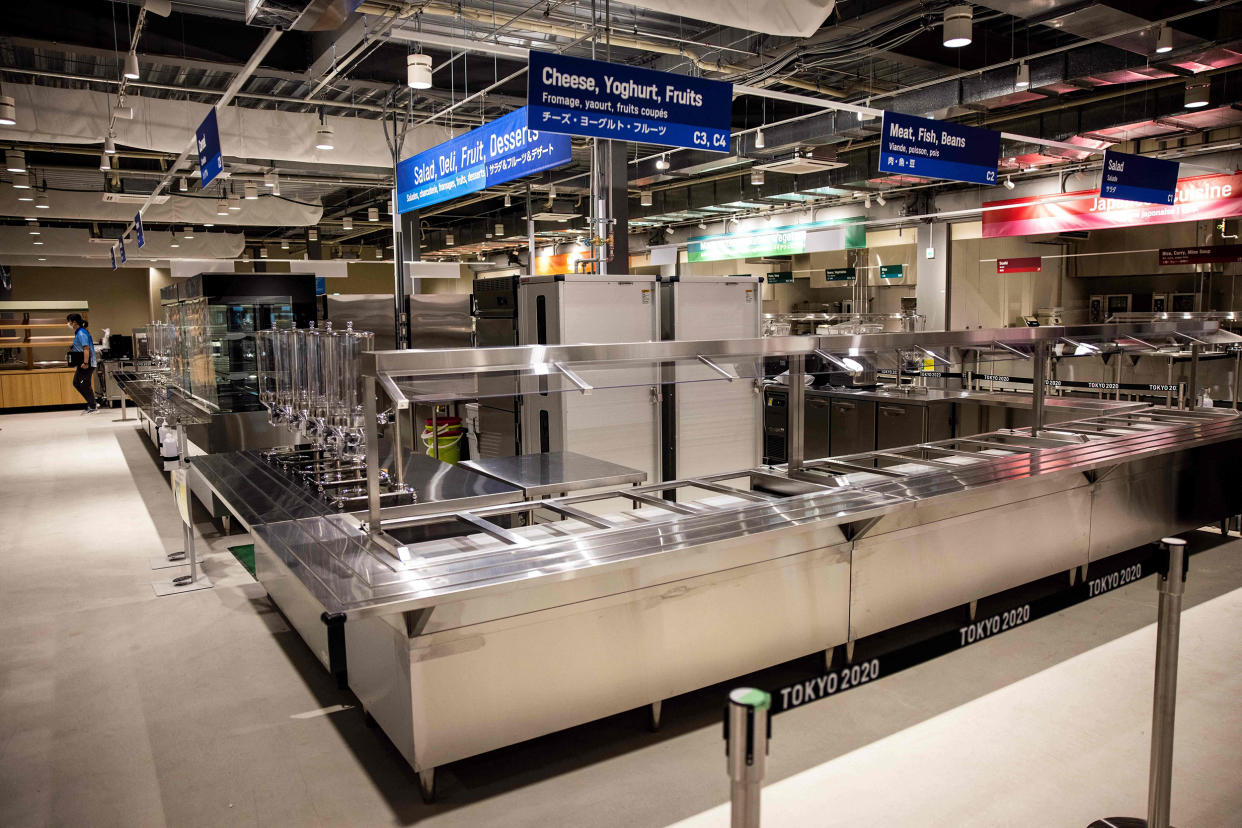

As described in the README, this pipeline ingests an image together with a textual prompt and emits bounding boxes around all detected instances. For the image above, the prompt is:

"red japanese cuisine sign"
[982,172,1242,238]
[1157,245,1242,266]
[996,256,1041,273]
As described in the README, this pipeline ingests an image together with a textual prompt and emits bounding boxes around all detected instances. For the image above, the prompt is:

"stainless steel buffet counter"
[760,383,1149,464]
[186,320,1242,801]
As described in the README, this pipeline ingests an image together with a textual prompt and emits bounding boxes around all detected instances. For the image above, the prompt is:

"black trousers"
[73,365,96,408]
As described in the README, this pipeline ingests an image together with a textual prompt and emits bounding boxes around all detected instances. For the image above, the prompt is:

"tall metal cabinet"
[519,275,662,484]
[659,275,763,482]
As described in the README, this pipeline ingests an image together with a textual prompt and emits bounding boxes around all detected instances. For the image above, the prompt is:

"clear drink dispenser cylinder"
[273,328,296,428]
[336,322,374,463]
[256,329,278,423]
[291,326,311,430]
[311,322,338,449]
[304,323,324,443]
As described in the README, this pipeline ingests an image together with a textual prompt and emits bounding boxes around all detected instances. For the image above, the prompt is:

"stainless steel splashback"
[322,294,398,351]
[409,294,474,349]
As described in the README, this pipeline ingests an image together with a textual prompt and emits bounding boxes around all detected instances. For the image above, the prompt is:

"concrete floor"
[1,407,1240,827]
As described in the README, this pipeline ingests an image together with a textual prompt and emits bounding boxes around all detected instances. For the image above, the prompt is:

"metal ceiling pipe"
[129,27,285,229]
[0,65,400,115]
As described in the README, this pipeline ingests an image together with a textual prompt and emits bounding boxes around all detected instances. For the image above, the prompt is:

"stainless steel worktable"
[388,452,526,515]
[460,451,647,498]
[192,449,525,531]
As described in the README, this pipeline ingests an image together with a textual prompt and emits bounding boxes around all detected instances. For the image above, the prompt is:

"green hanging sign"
[880,264,905,279]
[766,271,794,284]
[687,216,866,263]
[824,267,856,282]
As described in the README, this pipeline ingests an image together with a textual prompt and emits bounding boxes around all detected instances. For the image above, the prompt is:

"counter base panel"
[346,539,853,772]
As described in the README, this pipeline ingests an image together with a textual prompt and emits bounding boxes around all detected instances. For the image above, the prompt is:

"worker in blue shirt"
[67,313,97,413]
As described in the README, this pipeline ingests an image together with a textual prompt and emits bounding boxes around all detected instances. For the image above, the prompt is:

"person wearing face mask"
[66,313,98,413]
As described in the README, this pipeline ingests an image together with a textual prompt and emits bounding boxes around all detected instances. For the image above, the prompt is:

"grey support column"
[396,207,420,349]
[1031,341,1048,436]
[916,221,950,331]
[608,140,629,274]
[787,354,806,471]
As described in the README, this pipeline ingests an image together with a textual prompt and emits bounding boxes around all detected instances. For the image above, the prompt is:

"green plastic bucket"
[422,417,462,464]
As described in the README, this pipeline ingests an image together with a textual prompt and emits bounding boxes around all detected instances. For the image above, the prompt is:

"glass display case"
[160,273,314,413]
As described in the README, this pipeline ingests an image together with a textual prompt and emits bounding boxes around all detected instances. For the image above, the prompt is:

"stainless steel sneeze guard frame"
[361,319,1238,392]
[190,320,1242,792]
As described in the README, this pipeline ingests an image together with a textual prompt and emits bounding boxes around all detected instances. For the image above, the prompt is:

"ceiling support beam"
[125,27,285,237]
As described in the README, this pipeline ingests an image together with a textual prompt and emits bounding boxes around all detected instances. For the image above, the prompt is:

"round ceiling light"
[407,54,433,90]
[943,5,973,48]
[1184,79,1210,109]
[0,91,16,127]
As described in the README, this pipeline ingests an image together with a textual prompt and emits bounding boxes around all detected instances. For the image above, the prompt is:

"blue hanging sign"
[527,51,733,152]
[879,111,1001,186]
[395,107,571,214]
[118,238,126,263]
[1099,149,1179,205]
[134,212,145,248]
[196,107,224,189]
[110,245,117,271]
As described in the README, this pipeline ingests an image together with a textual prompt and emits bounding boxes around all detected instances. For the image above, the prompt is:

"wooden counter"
[0,368,85,408]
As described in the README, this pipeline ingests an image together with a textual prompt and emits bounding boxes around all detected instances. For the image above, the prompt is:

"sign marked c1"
[1100,149,1179,205]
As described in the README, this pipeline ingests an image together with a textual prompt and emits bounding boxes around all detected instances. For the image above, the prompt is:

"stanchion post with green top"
[724,687,771,828]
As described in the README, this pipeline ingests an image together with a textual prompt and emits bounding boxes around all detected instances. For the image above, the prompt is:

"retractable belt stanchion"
[1089,536,1187,828]
[724,687,771,828]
